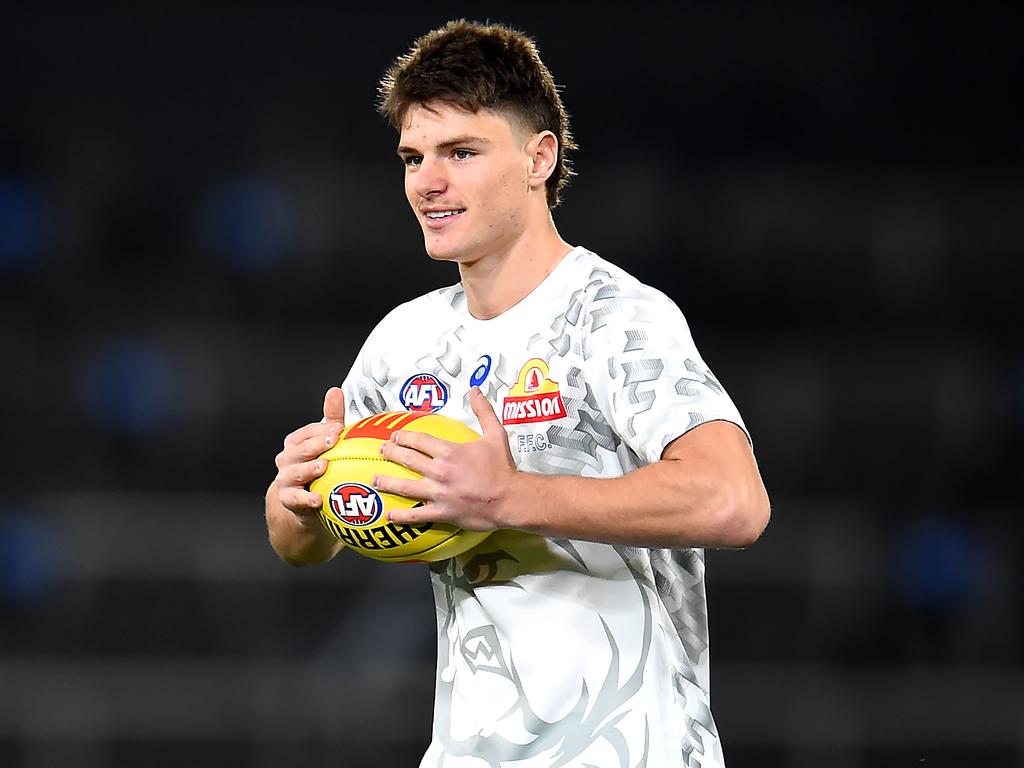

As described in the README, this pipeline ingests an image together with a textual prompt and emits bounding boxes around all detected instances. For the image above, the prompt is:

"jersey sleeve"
[584,281,749,466]
[340,322,389,425]
[338,289,456,425]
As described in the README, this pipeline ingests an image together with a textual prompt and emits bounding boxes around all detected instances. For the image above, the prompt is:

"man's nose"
[413,155,447,198]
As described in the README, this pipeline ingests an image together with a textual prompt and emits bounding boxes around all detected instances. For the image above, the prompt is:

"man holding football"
[266,19,770,768]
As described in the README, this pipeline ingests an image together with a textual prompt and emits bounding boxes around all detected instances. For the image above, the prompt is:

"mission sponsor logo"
[400,372,448,412]
[327,483,383,527]
[502,358,566,426]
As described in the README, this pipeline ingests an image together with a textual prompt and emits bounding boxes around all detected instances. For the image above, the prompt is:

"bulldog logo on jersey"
[327,483,383,527]
[400,373,448,412]
[502,358,566,425]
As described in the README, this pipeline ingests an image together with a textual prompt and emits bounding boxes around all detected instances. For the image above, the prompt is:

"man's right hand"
[266,387,347,564]
[273,386,346,521]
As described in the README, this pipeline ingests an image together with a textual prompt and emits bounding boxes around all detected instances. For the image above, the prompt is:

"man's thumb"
[323,387,346,424]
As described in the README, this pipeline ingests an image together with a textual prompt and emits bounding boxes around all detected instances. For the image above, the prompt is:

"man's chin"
[423,238,469,263]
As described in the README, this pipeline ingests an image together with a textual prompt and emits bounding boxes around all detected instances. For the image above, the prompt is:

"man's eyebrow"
[397,134,492,156]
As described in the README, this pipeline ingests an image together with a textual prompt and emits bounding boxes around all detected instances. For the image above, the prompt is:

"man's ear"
[527,131,559,190]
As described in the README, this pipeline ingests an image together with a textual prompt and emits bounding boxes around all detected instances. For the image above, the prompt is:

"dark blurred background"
[1,3,1022,767]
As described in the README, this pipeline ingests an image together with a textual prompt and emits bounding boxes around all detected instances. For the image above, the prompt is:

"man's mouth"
[423,208,466,228]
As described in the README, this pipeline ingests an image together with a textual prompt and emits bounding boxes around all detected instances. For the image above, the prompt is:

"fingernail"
[371,476,380,487]
[379,443,387,456]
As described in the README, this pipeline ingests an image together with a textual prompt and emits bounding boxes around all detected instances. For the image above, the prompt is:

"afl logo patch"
[327,483,383,527]
[400,373,449,412]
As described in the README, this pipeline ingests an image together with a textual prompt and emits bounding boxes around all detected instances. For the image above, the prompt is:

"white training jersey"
[341,246,747,768]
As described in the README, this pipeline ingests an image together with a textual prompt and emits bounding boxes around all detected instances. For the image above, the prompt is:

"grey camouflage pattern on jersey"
[429,547,654,768]
[343,251,736,767]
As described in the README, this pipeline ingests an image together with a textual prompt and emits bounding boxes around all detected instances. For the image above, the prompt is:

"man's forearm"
[504,465,759,549]
[501,426,770,549]
[265,482,345,566]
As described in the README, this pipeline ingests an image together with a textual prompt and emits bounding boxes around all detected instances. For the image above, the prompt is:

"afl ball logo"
[327,483,383,527]
[401,372,448,412]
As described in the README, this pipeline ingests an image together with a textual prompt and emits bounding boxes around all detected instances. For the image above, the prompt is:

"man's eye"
[453,149,474,160]
[404,156,422,167]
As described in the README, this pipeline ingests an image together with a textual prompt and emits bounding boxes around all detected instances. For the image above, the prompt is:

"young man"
[266,20,770,768]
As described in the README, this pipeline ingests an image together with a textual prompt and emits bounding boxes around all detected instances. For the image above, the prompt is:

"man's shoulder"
[573,248,682,322]
[369,282,463,338]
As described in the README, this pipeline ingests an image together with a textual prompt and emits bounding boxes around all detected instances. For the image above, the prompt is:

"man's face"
[398,101,536,264]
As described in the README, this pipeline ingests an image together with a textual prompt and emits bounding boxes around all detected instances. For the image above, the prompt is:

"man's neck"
[459,227,573,320]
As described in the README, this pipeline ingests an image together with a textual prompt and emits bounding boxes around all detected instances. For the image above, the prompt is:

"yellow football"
[309,411,490,562]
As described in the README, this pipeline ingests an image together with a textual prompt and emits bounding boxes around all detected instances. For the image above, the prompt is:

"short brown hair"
[378,20,576,208]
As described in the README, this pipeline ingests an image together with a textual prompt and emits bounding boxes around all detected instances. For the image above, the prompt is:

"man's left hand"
[374,388,518,531]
